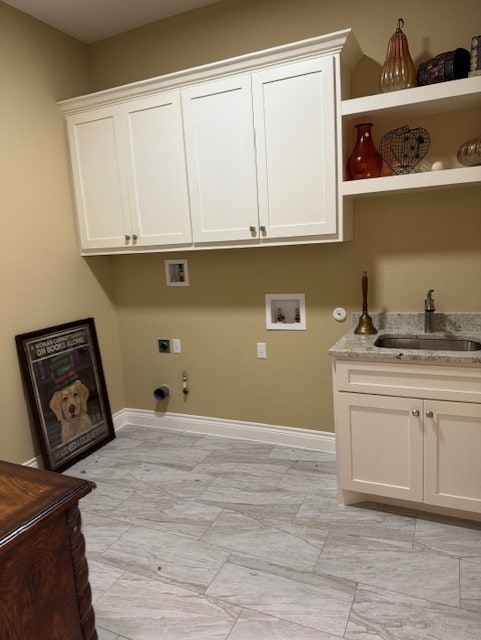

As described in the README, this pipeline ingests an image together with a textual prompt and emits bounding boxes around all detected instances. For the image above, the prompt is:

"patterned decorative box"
[470,35,481,71]
[418,48,470,85]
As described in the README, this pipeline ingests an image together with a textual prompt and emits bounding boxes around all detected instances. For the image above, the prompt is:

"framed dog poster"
[16,317,115,472]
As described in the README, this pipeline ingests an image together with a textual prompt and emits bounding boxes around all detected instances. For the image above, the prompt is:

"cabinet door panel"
[336,392,423,501]
[123,92,192,246]
[424,400,481,513]
[182,76,258,243]
[253,57,337,239]
[67,108,130,249]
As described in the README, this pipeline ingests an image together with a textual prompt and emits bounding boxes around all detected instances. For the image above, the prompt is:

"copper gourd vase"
[380,18,416,93]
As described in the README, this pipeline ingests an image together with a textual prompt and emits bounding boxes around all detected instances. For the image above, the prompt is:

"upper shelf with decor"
[342,75,481,125]
[341,19,481,199]
[341,75,481,198]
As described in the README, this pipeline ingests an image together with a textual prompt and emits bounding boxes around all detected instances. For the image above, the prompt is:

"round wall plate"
[333,307,347,322]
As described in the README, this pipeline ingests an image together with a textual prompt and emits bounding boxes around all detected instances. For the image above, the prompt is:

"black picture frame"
[16,317,115,472]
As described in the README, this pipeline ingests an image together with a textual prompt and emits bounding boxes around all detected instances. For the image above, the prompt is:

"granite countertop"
[329,313,481,365]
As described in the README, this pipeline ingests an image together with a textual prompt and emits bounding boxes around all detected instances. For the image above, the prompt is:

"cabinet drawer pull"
[132,234,138,241]
[425,410,434,418]
[260,225,266,234]
[249,225,256,234]
[411,409,420,417]
[125,235,131,242]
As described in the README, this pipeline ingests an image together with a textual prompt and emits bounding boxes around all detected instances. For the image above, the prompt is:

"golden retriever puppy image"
[49,380,92,442]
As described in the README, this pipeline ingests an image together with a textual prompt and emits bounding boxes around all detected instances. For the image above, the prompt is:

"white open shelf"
[342,76,481,125]
[341,75,481,199]
[342,166,481,198]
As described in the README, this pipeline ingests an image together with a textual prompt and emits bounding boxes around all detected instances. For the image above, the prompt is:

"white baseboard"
[24,410,335,467]
[114,409,336,453]
[23,455,42,469]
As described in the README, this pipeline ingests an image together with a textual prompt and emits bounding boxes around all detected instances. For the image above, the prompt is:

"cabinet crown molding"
[58,28,361,114]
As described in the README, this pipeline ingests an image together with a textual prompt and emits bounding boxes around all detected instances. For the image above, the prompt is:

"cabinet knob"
[125,235,131,242]
[260,225,266,234]
[411,409,420,417]
[425,410,434,418]
[132,234,138,241]
[249,225,257,235]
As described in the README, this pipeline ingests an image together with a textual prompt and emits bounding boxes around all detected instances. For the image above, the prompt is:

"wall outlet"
[158,339,171,353]
[172,338,181,354]
[256,342,267,359]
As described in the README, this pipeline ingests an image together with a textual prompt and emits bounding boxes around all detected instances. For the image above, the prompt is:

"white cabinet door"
[182,76,259,243]
[336,392,424,501]
[253,57,337,239]
[67,107,130,250]
[122,92,192,246]
[424,400,481,514]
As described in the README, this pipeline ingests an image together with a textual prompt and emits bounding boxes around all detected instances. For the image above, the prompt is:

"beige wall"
[1,2,124,464]
[4,0,481,465]
[112,191,481,431]
[89,0,481,432]
[89,0,481,96]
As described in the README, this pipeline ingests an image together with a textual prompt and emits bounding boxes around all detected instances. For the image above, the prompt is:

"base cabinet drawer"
[334,359,481,403]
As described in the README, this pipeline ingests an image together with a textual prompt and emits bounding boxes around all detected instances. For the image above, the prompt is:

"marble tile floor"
[67,425,481,640]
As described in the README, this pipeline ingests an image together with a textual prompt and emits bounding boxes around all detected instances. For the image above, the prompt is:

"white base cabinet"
[336,392,424,502]
[424,399,481,512]
[333,359,481,516]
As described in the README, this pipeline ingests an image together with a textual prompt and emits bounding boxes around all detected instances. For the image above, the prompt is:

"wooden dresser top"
[0,460,94,550]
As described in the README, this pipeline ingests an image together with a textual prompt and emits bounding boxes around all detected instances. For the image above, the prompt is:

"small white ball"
[431,160,446,171]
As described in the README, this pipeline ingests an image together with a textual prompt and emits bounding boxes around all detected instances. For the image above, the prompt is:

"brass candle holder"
[354,271,377,335]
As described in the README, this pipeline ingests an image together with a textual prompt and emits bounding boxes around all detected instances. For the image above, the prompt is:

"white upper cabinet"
[253,57,337,240]
[182,76,259,243]
[67,107,130,250]
[183,56,338,245]
[66,92,192,252]
[121,92,192,246]
[60,29,361,254]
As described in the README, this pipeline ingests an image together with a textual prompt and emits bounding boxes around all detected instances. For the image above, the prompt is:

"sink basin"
[374,335,481,351]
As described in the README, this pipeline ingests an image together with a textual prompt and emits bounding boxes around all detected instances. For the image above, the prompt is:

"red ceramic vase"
[348,123,383,180]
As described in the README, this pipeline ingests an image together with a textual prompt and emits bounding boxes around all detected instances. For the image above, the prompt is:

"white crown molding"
[58,29,359,113]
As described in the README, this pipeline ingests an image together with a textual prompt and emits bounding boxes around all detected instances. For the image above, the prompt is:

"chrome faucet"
[424,289,436,333]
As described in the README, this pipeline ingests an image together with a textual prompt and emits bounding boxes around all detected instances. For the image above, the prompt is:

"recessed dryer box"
[165,259,189,286]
